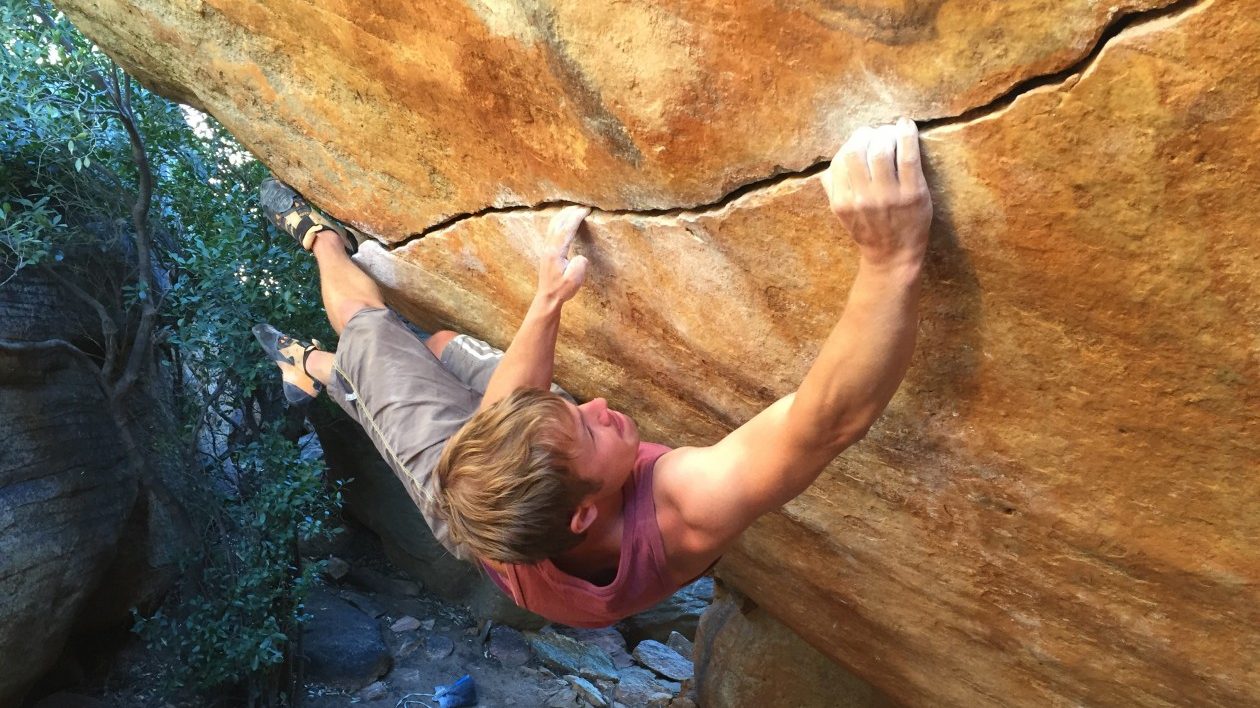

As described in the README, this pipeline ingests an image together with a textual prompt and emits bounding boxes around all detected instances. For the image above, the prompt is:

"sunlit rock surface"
[58,0,1172,238]
[55,0,1259,705]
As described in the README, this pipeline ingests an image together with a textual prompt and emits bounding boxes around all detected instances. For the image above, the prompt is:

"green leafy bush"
[133,433,342,694]
[2,3,342,704]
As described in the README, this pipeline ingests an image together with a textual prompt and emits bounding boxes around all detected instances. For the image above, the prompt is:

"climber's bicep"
[655,394,843,558]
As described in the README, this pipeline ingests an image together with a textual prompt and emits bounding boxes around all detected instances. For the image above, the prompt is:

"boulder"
[54,0,1175,236]
[694,586,893,708]
[618,577,713,646]
[0,268,186,705]
[53,0,1260,704]
[528,629,619,682]
[301,588,391,690]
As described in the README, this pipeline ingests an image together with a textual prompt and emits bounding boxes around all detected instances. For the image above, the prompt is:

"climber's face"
[566,397,640,498]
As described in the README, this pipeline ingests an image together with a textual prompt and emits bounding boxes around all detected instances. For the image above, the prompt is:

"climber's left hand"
[535,206,590,308]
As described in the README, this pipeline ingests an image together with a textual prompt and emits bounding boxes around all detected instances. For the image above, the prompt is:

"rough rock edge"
[387,0,1204,252]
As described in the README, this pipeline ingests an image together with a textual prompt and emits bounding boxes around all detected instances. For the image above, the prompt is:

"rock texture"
[0,269,186,705]
[57,0,1173,238]
[694,585,893,707]
[54,0,1260,705]
[301,589,391,690]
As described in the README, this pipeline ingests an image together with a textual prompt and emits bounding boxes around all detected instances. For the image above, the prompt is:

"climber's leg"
[259,175,363,253]
[305,349,333,386]
[321,306,481,560]
[424,330,458,359]
[256,177,476,559]
[424,328,575,403]
[311,229,385,334]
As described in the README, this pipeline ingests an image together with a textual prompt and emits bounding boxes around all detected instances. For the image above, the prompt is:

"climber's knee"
[425,330,458,359]
[330,299,382,335]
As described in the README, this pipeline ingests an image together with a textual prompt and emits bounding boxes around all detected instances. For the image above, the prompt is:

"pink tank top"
[483,442,675,627]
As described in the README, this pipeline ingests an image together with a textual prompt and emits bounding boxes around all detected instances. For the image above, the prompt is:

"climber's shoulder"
[652,396,829,582]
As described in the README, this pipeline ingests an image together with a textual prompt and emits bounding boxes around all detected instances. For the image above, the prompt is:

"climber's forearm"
[477,296,563,412]
[475,206,589,413]
[653,120,932,561]
[789,255,922,453]
[653,255,923,539]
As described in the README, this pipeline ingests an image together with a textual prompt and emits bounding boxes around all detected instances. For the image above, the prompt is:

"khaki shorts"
[325,307,571,560]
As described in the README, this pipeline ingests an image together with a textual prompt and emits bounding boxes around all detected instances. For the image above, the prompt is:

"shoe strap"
[301,344,319,379]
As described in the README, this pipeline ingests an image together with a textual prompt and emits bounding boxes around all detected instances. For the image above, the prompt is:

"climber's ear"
[570,500,598,536]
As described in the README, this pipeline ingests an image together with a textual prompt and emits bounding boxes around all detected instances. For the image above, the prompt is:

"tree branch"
[31,4,159,403]
[105,61,158,404]
[41,265,120,380]
[0,337,108,386]
[1,337,195,546]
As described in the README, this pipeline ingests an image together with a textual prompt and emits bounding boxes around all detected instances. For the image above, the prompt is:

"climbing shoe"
[259,176,363,253]
[252,323,323,405]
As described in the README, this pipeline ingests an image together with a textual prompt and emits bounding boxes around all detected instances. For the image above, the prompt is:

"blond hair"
[436,388,595,564]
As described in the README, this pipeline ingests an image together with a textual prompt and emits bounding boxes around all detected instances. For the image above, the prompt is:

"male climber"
[255,118,932,627]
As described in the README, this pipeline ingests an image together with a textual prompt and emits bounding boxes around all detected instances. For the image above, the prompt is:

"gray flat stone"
[665,631,693,659]
[565,675,609,707]
[613,667,675,706]
[396,636,421,658]
[425,634,455,660]
[302,589,391,690]
[323,556,351,581]
[556,626,634,669]
[488,625,532,667]
[632,639,694,681]
[337,588,386,618]
[529,630,619,681]
[545,686,579,708]
[619,577,713,646]
[390,615,421,632]
[357,680,388,701]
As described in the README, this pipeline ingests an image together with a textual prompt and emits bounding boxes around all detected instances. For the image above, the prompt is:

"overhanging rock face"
[56,0,1260,705]
[59,0,1173,235]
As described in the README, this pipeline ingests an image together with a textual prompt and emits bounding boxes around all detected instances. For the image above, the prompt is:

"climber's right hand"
[822,118,932,271]
[535,205,591,308]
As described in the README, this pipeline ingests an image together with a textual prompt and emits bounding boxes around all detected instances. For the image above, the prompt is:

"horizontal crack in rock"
[386,0,1205,252]
[926,0,1203,130]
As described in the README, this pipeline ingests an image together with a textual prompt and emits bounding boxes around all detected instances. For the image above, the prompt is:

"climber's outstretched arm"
[654,119,933,575]
[476,206,590,412]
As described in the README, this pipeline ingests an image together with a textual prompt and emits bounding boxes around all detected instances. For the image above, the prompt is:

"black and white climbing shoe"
[259,176,363,253]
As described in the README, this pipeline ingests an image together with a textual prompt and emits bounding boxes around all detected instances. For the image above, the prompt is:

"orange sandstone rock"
[356,2,1260,704]
[59,0,1171,239]
[53,0,1260,705]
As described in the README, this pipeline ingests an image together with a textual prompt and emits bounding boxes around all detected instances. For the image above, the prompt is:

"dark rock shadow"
[791,0,947,45]
[911,150,984,423]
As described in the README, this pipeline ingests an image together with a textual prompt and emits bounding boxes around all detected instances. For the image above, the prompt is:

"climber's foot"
[259,176,363,253]
[252,323,323,404]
